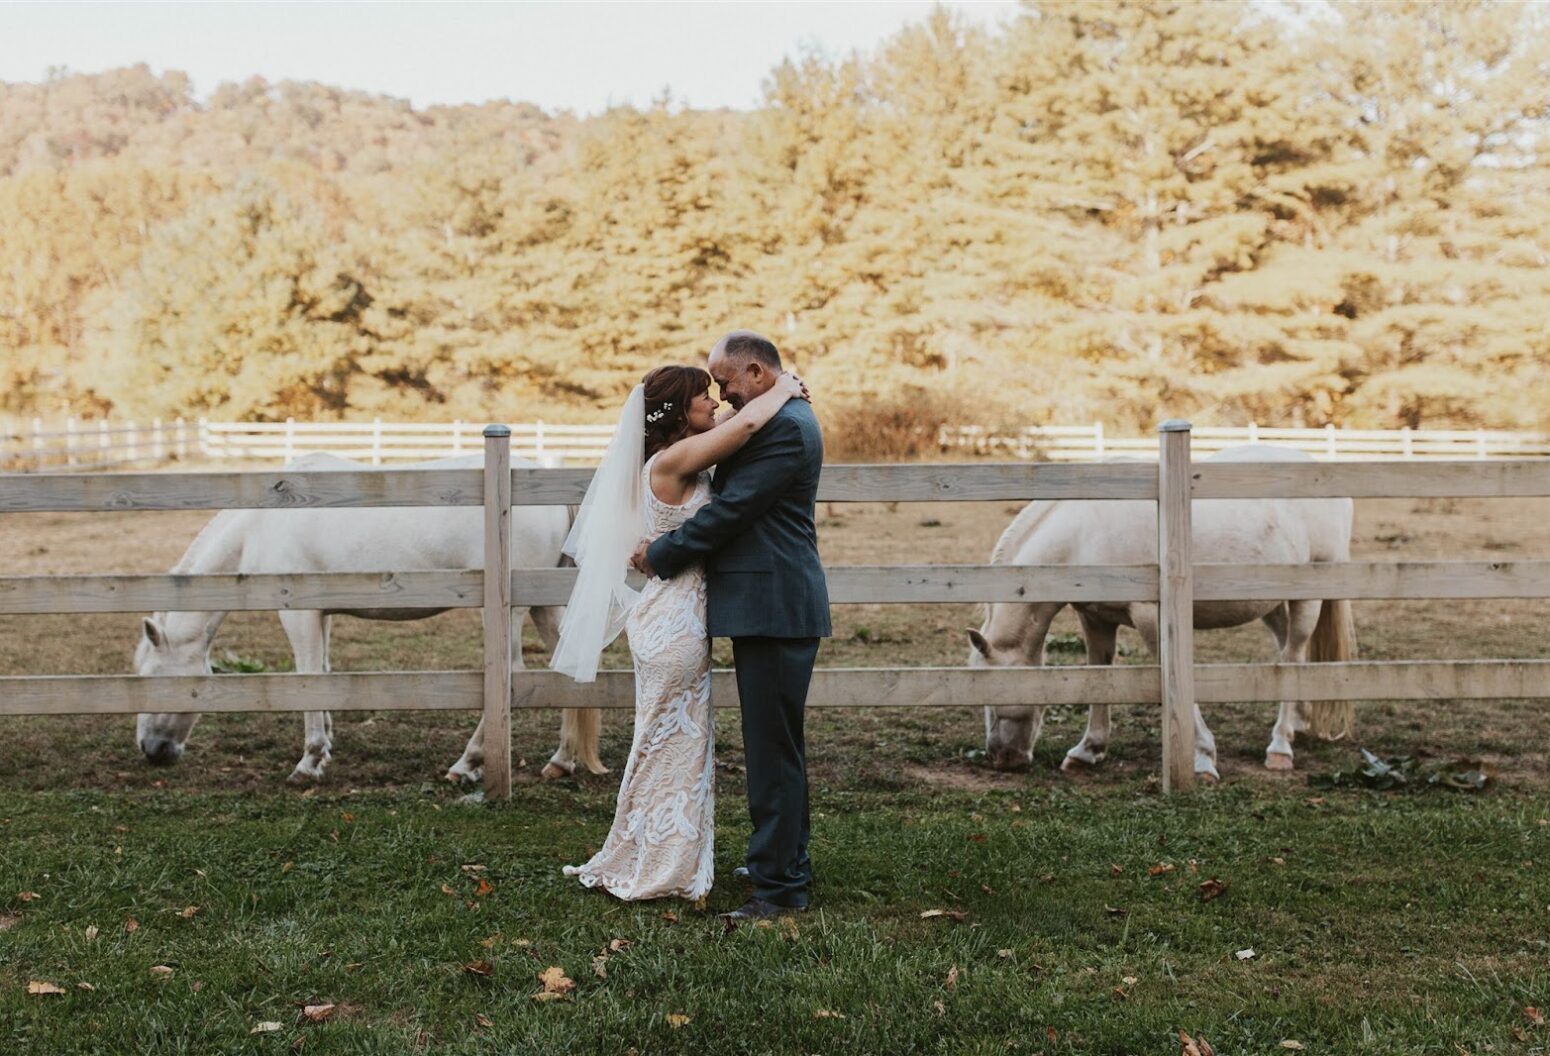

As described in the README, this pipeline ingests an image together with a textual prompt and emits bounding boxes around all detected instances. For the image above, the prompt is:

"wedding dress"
[563,452,716,900]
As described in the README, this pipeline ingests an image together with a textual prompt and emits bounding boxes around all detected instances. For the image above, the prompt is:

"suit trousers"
[732,635,820,908]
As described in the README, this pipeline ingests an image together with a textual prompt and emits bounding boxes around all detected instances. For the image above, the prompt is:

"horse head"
[968,625,1045,771]
[134,615,214,765]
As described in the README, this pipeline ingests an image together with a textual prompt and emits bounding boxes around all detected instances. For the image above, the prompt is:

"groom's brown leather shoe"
[717,897,806,924]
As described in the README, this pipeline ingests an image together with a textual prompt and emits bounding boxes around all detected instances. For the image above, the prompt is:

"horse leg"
[445,605,505,785]
[1265,599,1321,771]
[1062,611,1117,772]
[529,603,607,779]
[280,610,334,783]
[1133,604,1219,783]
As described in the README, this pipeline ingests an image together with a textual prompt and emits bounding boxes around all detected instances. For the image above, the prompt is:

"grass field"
[4,492,1550,1053]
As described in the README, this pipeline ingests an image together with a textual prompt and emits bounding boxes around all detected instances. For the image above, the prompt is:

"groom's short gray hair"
[713,330,782,370]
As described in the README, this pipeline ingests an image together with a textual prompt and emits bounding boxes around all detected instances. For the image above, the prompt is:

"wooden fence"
[940,422,1550,461]
[3,422,1550,796]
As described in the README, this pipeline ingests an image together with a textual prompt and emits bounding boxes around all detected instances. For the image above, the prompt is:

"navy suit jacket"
[646,399,831,639]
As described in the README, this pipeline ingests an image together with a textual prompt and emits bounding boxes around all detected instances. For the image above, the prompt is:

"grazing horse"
[969,445,1357,779]
[134,452,605,783]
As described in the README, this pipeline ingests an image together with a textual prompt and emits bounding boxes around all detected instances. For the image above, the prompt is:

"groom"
[634,330,831,920]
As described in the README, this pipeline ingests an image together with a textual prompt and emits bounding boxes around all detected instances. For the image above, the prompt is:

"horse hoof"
[540,761,573,781]
[1196,771,1220,785]
[286,766,322,785]
[444,767,481,787]
[1060,755,1094,774]
[1264,752,1295,772]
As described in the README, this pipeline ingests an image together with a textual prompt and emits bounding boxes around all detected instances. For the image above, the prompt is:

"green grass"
[4,776,1550,1054]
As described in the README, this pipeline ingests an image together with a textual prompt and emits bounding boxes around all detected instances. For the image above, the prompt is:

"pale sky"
[0,1,1023,114]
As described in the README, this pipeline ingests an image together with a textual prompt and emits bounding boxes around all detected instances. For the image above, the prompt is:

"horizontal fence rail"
[4,423,1550,797]
[940,423,1550,461]
[10,418,1550,473]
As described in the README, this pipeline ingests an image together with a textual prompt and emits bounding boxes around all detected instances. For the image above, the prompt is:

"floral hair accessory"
[645,401,673,423]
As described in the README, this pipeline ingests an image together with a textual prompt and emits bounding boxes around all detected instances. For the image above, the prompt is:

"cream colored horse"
[969,445,1356,780]
[134,453,605,783]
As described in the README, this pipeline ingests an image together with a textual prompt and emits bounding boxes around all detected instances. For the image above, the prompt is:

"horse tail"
[1302,597,1357,741]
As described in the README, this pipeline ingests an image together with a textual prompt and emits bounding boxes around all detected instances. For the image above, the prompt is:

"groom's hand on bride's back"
[631,540,657,578]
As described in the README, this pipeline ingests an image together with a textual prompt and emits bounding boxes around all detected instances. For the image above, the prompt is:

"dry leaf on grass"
[666,1013,691,1029]
[302,1004,335,1022]
[475,1013,493,1028]
[592,956,609,980]
[1105,905,1129,917]
[462,960,493,977]
[997,949,1014,959]
[1235,948,1255,960]
[1046,1027,1058,1044]
[0,914,19,931]
[537,966,574,995]
[17,891,39,903]
[440,884,457,897]
[251,1022,283,1034]
[1149,863,1175,877]
[76,982,95,992]
[660,911,679,924]
[1527,1006,1546,1026]
[608,938,632,953]
[27,981,66,996]
[1198,879,1229,902]
[124,918,139,933]
[1110,863,1124,876]
[1279,1042,1305,1051]
[945,965,960,990]
[1178,1030,1217,1056]
[84,925,99,941]
[933,1000,947,1017]
[814,1009,846,1019]
[920,909,967,922]
[149,965,174,977]
[474,879,494,898]
[179,905,199,919]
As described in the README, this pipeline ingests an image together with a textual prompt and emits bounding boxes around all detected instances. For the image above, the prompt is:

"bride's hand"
[777,371,810,402]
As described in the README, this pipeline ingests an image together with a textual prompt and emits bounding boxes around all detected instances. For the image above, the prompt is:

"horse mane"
[990,500,1055,565]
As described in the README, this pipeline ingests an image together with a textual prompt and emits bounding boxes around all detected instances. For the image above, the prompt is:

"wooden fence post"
[482,424,514,801]
[31,417,43,471]
[1157,420,1196,793]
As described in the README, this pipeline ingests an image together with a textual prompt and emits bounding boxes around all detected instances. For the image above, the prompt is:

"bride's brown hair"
[642,364,713,461]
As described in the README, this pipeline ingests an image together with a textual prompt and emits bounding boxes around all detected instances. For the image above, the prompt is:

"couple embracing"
[549,330,830,922]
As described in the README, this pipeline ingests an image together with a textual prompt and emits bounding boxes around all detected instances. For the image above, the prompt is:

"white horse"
[134,452,605,783]
[969,445,1357,780]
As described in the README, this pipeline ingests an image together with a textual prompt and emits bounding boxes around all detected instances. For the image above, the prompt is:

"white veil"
[549,384,648,683]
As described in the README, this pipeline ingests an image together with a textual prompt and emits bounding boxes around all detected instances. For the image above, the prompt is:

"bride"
[551,362,808,901]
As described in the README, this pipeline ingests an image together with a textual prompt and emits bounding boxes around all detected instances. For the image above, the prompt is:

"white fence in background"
[0,417,614,472]
[939,423,1550,461]
[6,417,1550,473]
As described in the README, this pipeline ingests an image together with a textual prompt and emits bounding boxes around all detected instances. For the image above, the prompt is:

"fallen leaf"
[84,925,99,941]
[1514,1028,1529,1043]
[1149,863,1176,877]
[17,891,39,903]
[1110,863,1124,876]
[124,917,139,933]
[1105,905,1129,917]
[1187,859,1199,874]
[149,965,174,977]
[1111,986,1128,1000]
[191,981,204,993]
[460,864,487,874]
[474,878,495,898]
[660,911,679,924]
[1046,1027,1058,1043]
[591,955,609,980]
[1268,856,1286,866]
[1236,948,1255,960]
[251,1022,283,1034]
[0,914,19,931]
[302,1003,335,1022]
[76,981,96,992]
[814,1009,846,1019]
[530,991,563,1003]
[1039,873,1056,884]
[475,1013,493,1028]
[1123,975,1138,985]
[933,1000,946,1017]
[179,905,199,919]
[1198,879,1229,902]
[340,812,354,824]
[27,980,66,996]
[980,884,994,895]
[967,833,987,843]
[666,1013,691,1028]
[997,949,1013,959]
[461,959,495,978]
[608,938,632,953]
[1179,1031,1217,1056]
[1280,1042,1305,1051]
[1527,1006,1546,1026]
[945,965,960,990]
[440,884,457,897]
[282,861,293,873]
[920,909,967,922]
[537,966,574,995]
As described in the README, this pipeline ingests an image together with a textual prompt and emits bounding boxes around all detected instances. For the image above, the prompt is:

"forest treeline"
[2,0,1548,454]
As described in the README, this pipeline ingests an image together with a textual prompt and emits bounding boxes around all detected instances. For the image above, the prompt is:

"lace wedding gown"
[563,454,716,901]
